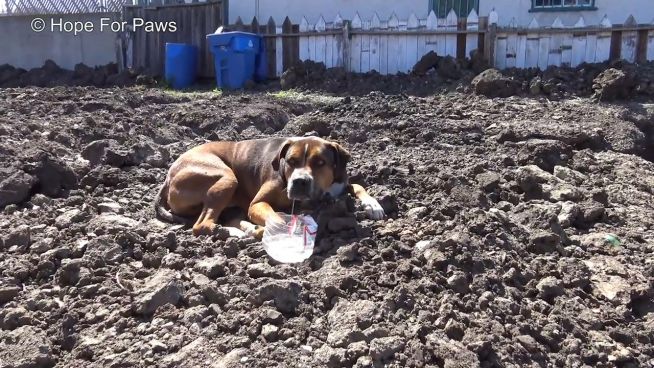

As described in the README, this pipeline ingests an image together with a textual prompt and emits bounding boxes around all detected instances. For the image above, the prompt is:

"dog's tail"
[154,178,195,226]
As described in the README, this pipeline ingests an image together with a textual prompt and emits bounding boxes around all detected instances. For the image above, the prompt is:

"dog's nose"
[292,177,311,192]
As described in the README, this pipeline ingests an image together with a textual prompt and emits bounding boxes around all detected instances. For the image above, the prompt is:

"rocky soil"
[0,83,653,368]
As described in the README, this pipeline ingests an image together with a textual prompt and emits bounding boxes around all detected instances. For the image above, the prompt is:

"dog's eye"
[314,159,325,167]
[287,158,298,167]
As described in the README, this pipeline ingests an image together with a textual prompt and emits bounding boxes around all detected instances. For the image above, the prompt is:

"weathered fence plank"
[443,10,456,57]
[266,17,277,78]
[538,34,550,70]
[465,9,479,58]
[596,16,612,63]
[505,19,517,68]
[621,15,638,63]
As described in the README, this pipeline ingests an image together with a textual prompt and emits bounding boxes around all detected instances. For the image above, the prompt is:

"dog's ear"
[272,140,293,171]
[329,142,351,182]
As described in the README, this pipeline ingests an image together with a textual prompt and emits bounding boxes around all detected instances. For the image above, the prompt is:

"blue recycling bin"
[164,43,198,89]
[207,31,265,89]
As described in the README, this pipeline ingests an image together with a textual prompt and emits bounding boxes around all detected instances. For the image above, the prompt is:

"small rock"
[30,237,54,254]
[249,280,302,313]
[150,340,168,353]
[558,202,580,228]
[134,269,184,315]
[516,334,540,353]
[447,272,469,294]
[536,276,564,302]
[202,284,229,306]
[262,309,283,325]
[527,232,560,254]
[529,77,543,95]
[346,341,369,361]
[4,225,30,251]
[213,348,249,368]
[444,319,465,341]
[406,206,428,220]
[0,171,37,207]
[471,68,520,98]
[369,336,405,361]
[196,256,228,278]
[553,166,587,185]
[247,263,280,278]
[314,345,348,368]
[55,209,86,229]
[549,184,583,202]
[1,307,32,330]
[354,356,374,368]
[0,326,54,367]
[30,194,52,206]
[261,324,279,341]
[582,205,605,224]
[57,259,83,286]
[476,171,500,192]
[516,165,555,192]
[592,68,636,101]
[87,213,139,235]
[336,244,358,262]
[97,201,123,214]
[0,285,21,303]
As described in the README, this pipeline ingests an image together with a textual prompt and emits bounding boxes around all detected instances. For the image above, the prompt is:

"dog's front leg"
[248,201,283,240]
[350,183,385,220]
[248,183,286,239]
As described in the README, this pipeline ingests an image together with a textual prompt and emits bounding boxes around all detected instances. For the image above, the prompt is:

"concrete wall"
[229,0,429,24]
[479,0,654,27]
[0,13,118,70]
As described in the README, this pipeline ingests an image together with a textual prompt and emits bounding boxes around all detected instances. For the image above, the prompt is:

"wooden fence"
[124,0,226,77]
[493,14,654,69]
[2,0,125,14]
[230,10,654,78]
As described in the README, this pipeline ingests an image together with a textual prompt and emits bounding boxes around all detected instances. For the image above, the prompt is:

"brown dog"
[155,137,385,238]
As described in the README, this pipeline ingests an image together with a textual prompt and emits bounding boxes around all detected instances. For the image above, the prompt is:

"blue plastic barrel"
[164,43,198,89]
[207,32,263,89]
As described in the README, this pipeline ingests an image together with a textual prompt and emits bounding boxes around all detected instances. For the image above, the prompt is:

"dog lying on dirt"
[155,137,385,239]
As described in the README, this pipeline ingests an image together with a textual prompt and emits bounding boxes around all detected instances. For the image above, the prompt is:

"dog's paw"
[361,196,385,220]
[249,226,265,240]
[225,227,247,238]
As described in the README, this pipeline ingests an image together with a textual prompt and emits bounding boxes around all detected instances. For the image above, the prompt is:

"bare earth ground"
[0,85,653,368]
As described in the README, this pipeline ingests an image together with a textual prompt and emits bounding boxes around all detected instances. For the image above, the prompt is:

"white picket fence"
[246,9,654,77]
[296,9,481,75]
[494,14,654,69]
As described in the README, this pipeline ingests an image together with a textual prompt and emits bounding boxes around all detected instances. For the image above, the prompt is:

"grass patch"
[160,87,223,99]
[267,90,341,104]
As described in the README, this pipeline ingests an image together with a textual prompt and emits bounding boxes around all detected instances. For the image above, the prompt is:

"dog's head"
[273,137,351,201]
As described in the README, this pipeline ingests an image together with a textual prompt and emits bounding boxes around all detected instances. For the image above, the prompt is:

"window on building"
[430,0,479,18]
[531,0,597,11]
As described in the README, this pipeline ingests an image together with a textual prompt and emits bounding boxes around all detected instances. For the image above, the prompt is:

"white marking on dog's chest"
[328,182,346,197]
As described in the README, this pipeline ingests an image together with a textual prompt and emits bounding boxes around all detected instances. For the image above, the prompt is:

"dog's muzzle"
[288,170,318,200]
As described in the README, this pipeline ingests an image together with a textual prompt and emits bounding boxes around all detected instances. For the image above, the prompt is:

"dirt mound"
[275,57,654,100]
[471,68,521,98]
[0,86,653,367]
[0,60,145,88]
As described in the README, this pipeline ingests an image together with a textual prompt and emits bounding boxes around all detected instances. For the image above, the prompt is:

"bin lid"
[206,31,258,40]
